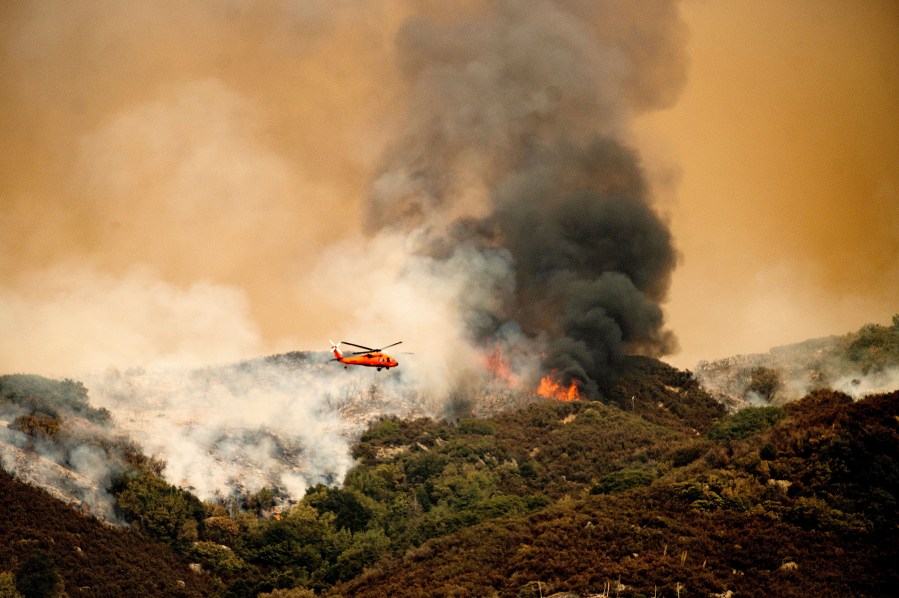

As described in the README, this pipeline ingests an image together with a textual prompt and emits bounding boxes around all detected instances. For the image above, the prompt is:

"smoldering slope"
[83,356,437,503]
[1,1,692,506]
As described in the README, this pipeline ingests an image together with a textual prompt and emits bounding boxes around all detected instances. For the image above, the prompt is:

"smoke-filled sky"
[639,0,899,367]
[1,0,896,376]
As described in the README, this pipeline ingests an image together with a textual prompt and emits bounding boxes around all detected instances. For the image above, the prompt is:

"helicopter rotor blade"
[341,341,376,352]
[379,341,403,351]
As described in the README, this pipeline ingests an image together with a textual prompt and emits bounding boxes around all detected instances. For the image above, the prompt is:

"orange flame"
[484,344,518,387]
[536,372,581,401]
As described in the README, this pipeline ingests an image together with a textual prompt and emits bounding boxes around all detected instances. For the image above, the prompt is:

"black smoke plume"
[367,1,686,397]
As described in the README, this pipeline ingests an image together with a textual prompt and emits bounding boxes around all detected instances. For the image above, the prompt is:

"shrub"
[204,516,242,546]
[404,452,448,485]
[846,319,899,371]
[0,375,109,423]
[326,529,389,583]
[708,406,784,440]
[361,418,402,443]
[246,487,277,515]
[190,541,246,575]
[257,589,316,598]
[670,440,712,467]
[457,418,496,436]
[746,367,782,402]
[305,486,372,533]
[783,496,866,532]
[591,469,655,494]
[10,414,60,439]
[759,442,778,461]
[257,588,315,598]
[0,571,22,598]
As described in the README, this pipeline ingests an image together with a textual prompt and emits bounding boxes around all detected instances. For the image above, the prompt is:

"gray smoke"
[0,0,691,508]
[367,1,686,396]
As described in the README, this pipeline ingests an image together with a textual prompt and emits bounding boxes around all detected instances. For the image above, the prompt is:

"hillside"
[0,469,211,597]
[333,389,898,597]
[0,323,897,597]
[0,373,150,520]
[695,315,899,408]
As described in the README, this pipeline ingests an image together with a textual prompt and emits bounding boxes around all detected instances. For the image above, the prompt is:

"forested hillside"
[1,354,897,596]
[334,389,898,597]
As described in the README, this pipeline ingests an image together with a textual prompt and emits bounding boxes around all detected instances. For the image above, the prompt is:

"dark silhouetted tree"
[14,550,63,598]
[747,366,782,402]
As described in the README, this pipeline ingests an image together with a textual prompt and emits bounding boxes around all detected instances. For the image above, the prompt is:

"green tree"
[190,541,247,574]
[14,550,63,598]
[591,468,655,494]
[326,528,389,583]
[846,320,899,371]
[111,470,205,545]
[246,487,277,515]
[305,486,373,533]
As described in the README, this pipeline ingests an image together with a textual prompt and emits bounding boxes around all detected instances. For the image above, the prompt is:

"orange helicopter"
[329,340,402,371]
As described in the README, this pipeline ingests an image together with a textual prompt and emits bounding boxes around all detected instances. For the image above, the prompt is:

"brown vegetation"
[0,469,211,597]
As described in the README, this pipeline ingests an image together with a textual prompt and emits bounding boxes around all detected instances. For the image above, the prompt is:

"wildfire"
[484,343,519,387]
[536,372,581,402]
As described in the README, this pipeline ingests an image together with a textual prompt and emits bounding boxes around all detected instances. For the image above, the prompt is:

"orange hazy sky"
[0,0,896,374]
[639,0,898,366]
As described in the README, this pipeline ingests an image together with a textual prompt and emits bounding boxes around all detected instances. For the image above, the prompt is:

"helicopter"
[329,340,402,371]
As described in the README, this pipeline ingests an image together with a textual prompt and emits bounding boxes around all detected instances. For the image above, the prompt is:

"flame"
[536,372,581,402]
[484,343,518,387]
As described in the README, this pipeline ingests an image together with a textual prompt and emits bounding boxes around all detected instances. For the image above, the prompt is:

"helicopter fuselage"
[335,351,398,370]
[330,340,400,371]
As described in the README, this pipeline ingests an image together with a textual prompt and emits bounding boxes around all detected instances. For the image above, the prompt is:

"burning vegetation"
[536,372,582,402]
[360,1,685,399]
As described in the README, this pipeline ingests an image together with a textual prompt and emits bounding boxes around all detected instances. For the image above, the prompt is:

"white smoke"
[0,263,264,375]
[0,399,121,519]
[0,233,530,509]
[300,232,522,395]
[84,355,434,502]
[831,368,899,400]
[694,336,899,410]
